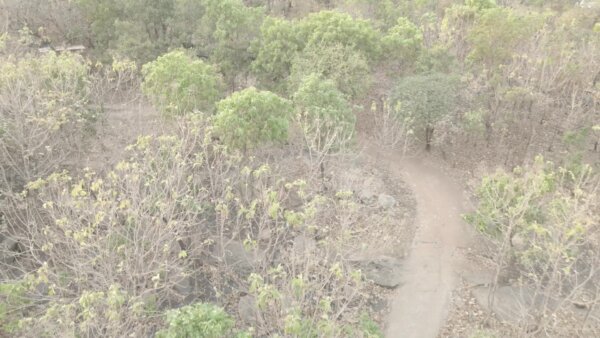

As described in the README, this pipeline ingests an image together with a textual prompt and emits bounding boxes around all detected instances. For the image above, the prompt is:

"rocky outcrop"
[353,255,403,288]
[216,241,263,277]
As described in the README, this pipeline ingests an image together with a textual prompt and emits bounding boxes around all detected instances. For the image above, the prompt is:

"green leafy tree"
[464,0,497,10]
[393,72,460,150]
[76,0,178,62]
[293,73,355,156]
[381,17,424,67]
[252,17,304,90]
[467,7,545,68]
[141,50,223,116]
[156,303,235,338]
[196,0,264,87]
[214,87,292,150]
[167,0,206,48]
[75,0,124,54]
[252,10,381,92]
[297,10,383,62]
[440,4,480,62]
[416,45,457,73]
[289,43,371,98]
[440,0,499,63]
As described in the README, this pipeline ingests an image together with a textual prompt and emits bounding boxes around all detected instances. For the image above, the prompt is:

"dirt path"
[364,143,472,337]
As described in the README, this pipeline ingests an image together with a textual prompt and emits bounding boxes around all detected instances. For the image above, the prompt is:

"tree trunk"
[425,125,434,151]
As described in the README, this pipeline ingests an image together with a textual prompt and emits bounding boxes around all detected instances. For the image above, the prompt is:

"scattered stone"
[377,194,396,209]
[358,187,376,202]
[173,275,194,296]
[354,255,403,288]
[258,228,272,241]
[511,233,528,252]
[472,285,558,325]
[238,295,261,325]
[358,177,384,202]
[369,296,388,312]
[0,237,19,263]
[216,241,262,276]
[1,237,18,251]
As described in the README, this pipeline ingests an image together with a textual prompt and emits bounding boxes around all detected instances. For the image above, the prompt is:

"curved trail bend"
[366,144,471,338]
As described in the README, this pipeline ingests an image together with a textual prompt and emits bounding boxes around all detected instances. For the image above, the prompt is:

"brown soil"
[83,102,166,172]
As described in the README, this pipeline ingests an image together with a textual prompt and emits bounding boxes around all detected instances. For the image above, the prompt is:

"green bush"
[298,11,382,62]
[252,17,304,90]
[467,7,545,68]
[77,0,179,63]
[141,50,223,116]
[393,72,460,150]
[156,303,235,338]
[0,281,28,334]
[197,0,264,85]
[289,43,371,98]
[252,10,382,92]
[293,74,355,154]
[465,0,497,10]
[381,17,423,65]
[214,87,292,150]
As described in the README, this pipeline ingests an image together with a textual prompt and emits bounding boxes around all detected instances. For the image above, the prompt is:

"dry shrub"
[370,98,415,154]
[88,57,142,105]
[1,117,382,336]
[467,157,600,336]
[0,51,96,191]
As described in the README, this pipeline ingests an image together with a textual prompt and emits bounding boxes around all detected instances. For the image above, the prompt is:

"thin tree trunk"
[425,125,434,151]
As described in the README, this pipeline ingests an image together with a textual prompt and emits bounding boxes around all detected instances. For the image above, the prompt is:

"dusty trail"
[365,144,471,338]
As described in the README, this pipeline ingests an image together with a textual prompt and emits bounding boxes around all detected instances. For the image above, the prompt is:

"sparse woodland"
[0,0,599,337]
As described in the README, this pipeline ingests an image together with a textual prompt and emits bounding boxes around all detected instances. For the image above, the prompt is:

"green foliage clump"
[214,87,292,150]
[464,0,497,10]
[197,0,264,84]
[253,10,382,91]
[289,43,371,98]
[0,281,28,334]
[393,73,460,149]
[382,17,424,64]
[156,303,235,338]
[293,74,355,153]
[298,11,382,61]
[359,312,385,337]
[252,17,304,89]
[416,45,457,73]
[141,50,223,116]
[77,0,180,62]
[363,0,404,29]
[467,7,546,68]
[469,329,498,338]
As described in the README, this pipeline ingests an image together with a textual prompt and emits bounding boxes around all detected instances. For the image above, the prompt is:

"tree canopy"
[214,87,292,150]
[141,50,223,116]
